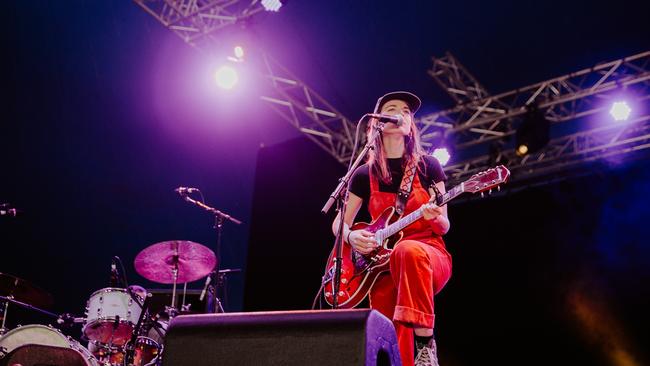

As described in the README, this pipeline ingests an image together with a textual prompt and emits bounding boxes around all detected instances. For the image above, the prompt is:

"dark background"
[1,1,649,365]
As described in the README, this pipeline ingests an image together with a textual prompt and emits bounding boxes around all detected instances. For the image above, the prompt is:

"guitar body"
[323,207,402,308]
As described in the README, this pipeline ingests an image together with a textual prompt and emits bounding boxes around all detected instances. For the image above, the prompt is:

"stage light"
[233,46,245,60]
[432,148,451,166]
[609,101,631,121]
[214,65,238,90]
[516,144,529,156]
[262,0,284,12]
[516,105,550,156]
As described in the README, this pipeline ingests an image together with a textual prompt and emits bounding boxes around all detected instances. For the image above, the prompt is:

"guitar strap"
[395,159,417,216]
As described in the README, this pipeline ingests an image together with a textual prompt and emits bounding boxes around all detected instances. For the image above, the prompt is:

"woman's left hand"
[421,198,444,221]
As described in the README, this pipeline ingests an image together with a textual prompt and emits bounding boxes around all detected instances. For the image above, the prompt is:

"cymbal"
[0,272,54,309]
[134,240,216,284]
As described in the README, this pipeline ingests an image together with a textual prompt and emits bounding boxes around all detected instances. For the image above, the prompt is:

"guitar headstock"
[462,165,510,194]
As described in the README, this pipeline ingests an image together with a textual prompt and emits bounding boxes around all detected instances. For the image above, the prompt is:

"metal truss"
[445,114,650,186]
[133,2,650,184]
[428,52,492,105]
[133,0,265,49]
[259,54,358,163]
[418,51,650,148]
[134,0,358,163]
[419,51,650,186]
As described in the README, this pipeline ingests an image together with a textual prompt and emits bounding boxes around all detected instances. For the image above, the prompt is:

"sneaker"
[414,337,439,366]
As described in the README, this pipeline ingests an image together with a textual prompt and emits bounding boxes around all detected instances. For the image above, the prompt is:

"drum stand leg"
[0,298,9,334]
[166,243,181,318]
[205,271,227,313]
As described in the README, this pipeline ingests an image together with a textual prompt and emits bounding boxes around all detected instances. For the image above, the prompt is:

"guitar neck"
[383,183,465,238]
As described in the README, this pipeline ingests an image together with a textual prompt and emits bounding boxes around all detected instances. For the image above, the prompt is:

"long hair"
[366,116,427,184]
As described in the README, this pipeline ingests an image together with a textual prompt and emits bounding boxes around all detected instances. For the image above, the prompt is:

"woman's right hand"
[347,229,378,254]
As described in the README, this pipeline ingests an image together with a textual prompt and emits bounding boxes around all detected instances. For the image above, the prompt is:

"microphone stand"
[321,117,385,308]
[180,193,241,313]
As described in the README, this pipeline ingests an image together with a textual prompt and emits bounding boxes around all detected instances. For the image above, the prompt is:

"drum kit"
[0,240,220,366]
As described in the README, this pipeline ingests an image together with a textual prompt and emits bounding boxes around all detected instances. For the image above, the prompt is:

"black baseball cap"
[373,91,422,114]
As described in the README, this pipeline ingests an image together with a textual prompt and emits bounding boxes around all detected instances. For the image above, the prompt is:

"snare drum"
[83,288,142,345]
[0,324,97,365]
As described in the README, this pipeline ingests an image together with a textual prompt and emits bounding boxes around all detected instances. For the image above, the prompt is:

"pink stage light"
[432,148,451,166]
[609,101,632,121]
[214,65,238,90]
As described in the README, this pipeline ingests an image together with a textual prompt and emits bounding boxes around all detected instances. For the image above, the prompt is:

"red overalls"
[367,170,452,366]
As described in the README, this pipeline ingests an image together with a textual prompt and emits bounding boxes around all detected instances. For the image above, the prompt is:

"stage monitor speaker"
[162,309,401,366]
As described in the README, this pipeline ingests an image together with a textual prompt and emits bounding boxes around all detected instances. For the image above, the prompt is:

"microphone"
[366,113,405,126]
[110,258,119,287]
[174,187,199,195]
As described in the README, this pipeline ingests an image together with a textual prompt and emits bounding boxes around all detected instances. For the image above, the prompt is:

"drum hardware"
[201,268,242,314]
[0,295,59,335]
[134,240,217,317]
[0,272,55,331]
[173,187,242,313]
[123,290,153,366]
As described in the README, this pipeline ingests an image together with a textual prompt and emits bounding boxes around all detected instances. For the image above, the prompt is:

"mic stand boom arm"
[181,196,242,225]
[180,194,242,313]
[321,117,385,309]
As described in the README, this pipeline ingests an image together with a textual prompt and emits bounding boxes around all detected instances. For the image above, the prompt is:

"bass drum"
[0,324,97,366]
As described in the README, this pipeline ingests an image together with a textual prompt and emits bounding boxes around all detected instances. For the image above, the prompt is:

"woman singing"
[332,91,452,366]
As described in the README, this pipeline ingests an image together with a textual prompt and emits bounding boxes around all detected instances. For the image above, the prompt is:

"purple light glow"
[215,65,239,90]
[432,148,451,166]
[609,101,632,121]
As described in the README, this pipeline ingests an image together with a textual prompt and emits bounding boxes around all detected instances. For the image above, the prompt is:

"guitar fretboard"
[380,183,464,239]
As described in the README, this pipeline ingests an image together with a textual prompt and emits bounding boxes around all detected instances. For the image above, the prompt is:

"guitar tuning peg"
[497,185,501,192]
[488,189,492,195]
[480,192,485,198]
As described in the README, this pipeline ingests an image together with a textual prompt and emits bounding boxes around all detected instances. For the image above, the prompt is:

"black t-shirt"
[348,155,447,202]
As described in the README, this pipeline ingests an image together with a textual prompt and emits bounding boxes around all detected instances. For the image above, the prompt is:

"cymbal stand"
[207,215,226,313]
[179,192,241,313]
[166,243,180,318]
[0,297,8,334]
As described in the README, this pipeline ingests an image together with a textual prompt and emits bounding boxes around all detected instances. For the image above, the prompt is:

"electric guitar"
[323,165,510,308]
